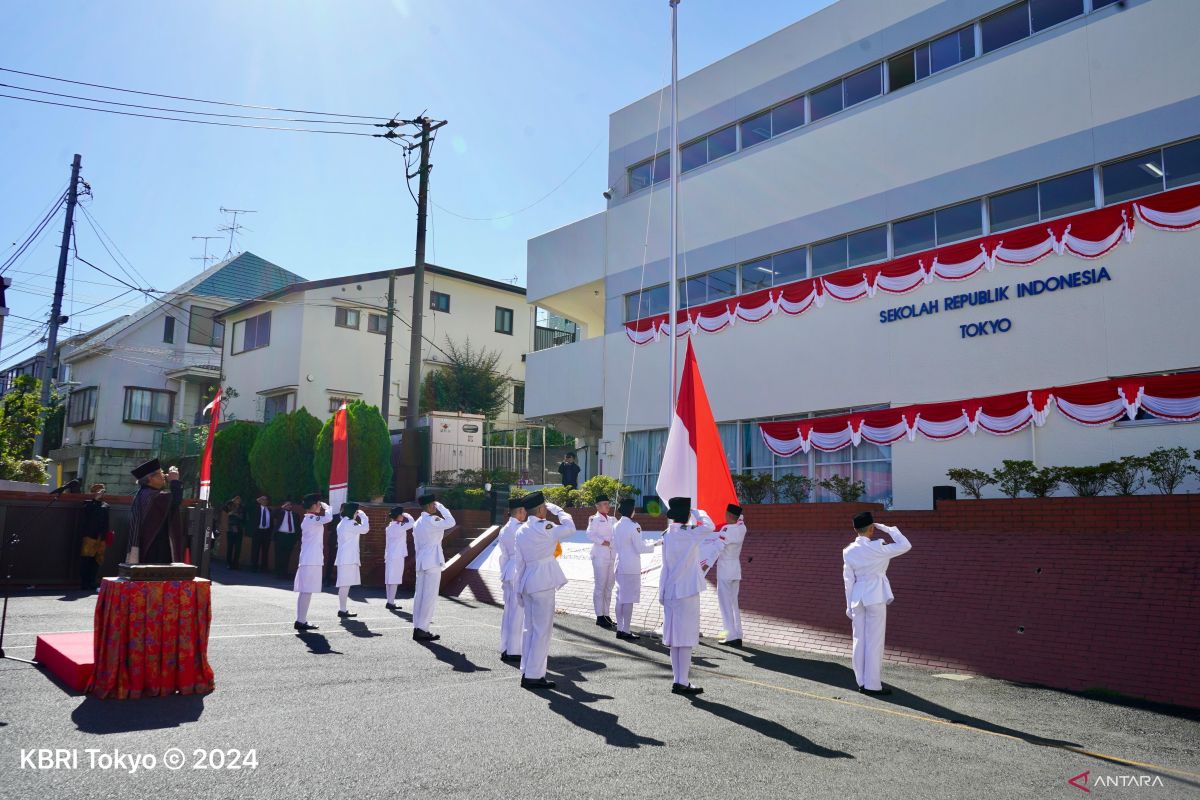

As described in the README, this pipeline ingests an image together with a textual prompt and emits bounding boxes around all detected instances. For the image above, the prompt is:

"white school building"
[524,0,1200,509]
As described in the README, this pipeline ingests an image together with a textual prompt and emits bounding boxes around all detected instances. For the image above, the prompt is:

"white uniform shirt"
[412,503,457,571]
[842,524,912,610]
[497,516,523,583]
[586,512,616,561]
[385,515,414,563]
[297,504,333,566]
[658,510,715,602]
[334,511,369,566]
[715,520,747,581]
[612,516,654,575]
[515,503,576,594]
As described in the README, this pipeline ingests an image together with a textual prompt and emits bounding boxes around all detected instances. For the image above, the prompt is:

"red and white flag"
[329,401,350,512]
[655,339,737,520]
[198,389,222,502]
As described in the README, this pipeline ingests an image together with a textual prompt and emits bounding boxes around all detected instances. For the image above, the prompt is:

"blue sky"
[0,0,833,368]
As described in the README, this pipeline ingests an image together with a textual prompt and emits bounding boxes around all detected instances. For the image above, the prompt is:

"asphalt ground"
[2,566,1198,800]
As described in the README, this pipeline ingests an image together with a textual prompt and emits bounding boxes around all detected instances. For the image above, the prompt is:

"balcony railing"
[533,325,577,352]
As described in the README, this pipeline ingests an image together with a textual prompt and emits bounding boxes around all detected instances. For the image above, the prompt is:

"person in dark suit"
[223,496,244,569]
[274,500,300,578]
[251,495,273,572]
[128,459,183,564]
[79,483,109,590]
[557,452,581,489]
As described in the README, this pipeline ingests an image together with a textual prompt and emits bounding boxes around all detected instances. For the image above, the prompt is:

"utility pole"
[34,153,82,457]
[404,116,444,432]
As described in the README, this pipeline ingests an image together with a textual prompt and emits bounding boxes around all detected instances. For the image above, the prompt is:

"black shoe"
[500,652,522,663]
[672,683,704,696]
[596,616,614,629]
[385,603,400,610]
[616,631,640,641]
[337,610,357,618]
[413,629,440,641]
[859,686,892,696]
[521,677,556,690]
[603,615,615,627]
[293,621,318,631]
[723,638,743,648]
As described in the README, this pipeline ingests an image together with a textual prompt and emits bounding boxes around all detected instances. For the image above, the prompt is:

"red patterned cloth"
[88,577,215,700]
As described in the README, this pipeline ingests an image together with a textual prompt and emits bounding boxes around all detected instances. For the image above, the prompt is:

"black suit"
[251,504,273,572]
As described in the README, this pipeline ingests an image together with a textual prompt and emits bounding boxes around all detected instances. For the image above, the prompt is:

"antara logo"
[1068,769,1165,792]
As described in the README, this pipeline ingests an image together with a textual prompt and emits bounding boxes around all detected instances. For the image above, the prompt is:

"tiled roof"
[191,252,305,301]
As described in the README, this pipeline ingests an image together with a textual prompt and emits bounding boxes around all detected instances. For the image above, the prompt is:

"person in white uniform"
[293,493,332,631]
[335,502,369,619]
[612,497,660,641]
[659,496,714,696]
[514,490,576,690]
[497,496,527,663]
[842,511,912,696]
[716,503,748,648]
[411,493,456,641]
[384,506,415,611]
[586,494,617,629]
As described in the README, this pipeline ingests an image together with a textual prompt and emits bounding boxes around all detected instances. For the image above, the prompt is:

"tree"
[991,460,1036,498]
[419,337,510,419]
[1143,446,1198,495]
[1056,465,1110,497]
[732,472,774,504]
[1024,466,1061,498]
[817,474,867,503]
[773,473,812,503]
[313,400,393,501]
[946,468,995,500]
[577,474,640,505]
[0,374,47,462]
[249,408,322,503]
[210,421,261,507]
[1105,455,1147,496]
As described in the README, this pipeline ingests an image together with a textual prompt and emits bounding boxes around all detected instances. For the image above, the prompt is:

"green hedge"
[313,400,394,502]
[249,408,322,503]
[211,421,261,507]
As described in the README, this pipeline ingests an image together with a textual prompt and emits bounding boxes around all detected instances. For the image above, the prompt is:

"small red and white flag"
[655,339,737,521]
[329,401,350,512]
[198,389,222,502]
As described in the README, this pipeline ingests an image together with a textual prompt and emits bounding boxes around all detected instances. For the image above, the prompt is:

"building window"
[935,199,983,244]
[495,306,514,335]
[263,392,294,422]
[982,3,1032,54]
[512,384,525,415]
[231,311,271,354]
[1165,139,1200,190]
[811,237,848,277]
[162,316,175,344]
[740,96,804,150]
[739,247,807,294]
[328,396,355,413]
[809,81,843,122]
[1030,0,1083,33]
[989,184,1040,232]
[368,313,387,334]
[843,63,882,108]
[624,283,670,322]
[67,386,97,426]
[335,307,361,329]
[430,290,451,313]
[1039,168,1095,219]
[929,25,975,74]
[678,267,735,309]
[892,212,936,256]
[1103,151,1166,205]
[888,51,918,92]
[681,124,737,174]
[123,387,174,426]
[813,441,893,505]
[188,305,224,347]
[628,152,670,193]
[848,225,888,266]
[1092,0,1122,7]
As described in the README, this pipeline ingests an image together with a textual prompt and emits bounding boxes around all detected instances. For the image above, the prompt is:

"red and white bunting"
[758,373,1200,456]
[626,183,1200,345]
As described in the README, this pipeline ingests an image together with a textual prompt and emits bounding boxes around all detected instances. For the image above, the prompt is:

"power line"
[0,189,67,275]
[0,82,382,126]
[0,93,381,136]
[0,66,386,119]
[76,204,152,288]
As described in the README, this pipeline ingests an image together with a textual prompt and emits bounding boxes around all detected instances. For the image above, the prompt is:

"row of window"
[625,138,1200,320]
[162,305,223,347]
[335,307,389,334]
[627,0,1123,191]
[68,385,176,427]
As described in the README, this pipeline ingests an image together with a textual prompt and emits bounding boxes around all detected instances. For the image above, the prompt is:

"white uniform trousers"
[851,603,888,691]
[500,578,524,655]
[520,587,556,680]
[412,567,440,632]
[592,556,615,617]
[717,578,742,640]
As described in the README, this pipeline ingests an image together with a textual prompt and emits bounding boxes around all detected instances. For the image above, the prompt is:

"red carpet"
[35,631,93,693]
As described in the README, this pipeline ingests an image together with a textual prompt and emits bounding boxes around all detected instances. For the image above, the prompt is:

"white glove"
[846,607,853,620]
[128,546,140,565]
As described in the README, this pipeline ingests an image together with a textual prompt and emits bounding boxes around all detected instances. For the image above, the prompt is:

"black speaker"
[932,485,957,507]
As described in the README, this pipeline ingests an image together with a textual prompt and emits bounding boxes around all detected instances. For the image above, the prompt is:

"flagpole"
[668,0,680,424]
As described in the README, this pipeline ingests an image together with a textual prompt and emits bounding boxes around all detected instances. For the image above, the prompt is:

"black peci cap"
[666,497,691,524]
[853,511,874,530]
[130,458,162,480]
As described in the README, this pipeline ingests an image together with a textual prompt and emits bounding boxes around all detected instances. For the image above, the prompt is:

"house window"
[162,316,175,344]
[67,386,97,426]
[513,384,525,415]
[328,395,356,413]
[232,311,271,354]
[188,305,224,347]
[368,313,387,334]
[430,291,451,313]
[335,307,361,329]
[495,306,514,335]
[263,392,294,422]
[123,387,174,425]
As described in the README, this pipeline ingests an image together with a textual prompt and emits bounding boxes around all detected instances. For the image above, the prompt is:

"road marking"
[553,632,1200,783]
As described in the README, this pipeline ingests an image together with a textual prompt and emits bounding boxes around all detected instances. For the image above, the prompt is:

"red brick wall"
[457,495,1200,708]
